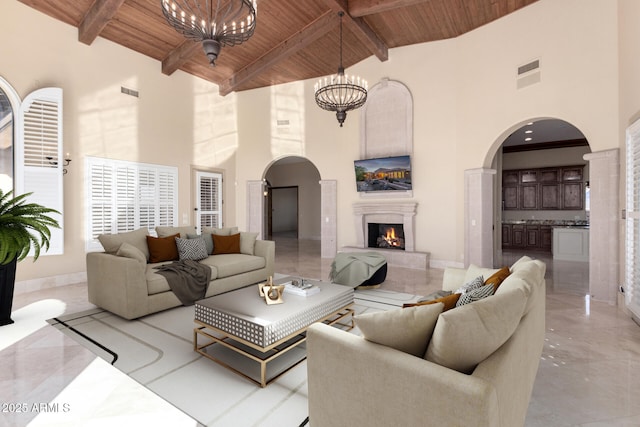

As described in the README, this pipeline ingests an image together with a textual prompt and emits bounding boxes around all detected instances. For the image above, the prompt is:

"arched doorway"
[470,117,619,303]
[496,119,591,254]
[494,119,591,294]
[263,156,321,241]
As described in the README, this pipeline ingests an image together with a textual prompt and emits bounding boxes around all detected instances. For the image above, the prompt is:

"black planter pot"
[0,258,17,326]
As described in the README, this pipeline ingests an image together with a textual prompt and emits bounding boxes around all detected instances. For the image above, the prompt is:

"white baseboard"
[14,272,87,295]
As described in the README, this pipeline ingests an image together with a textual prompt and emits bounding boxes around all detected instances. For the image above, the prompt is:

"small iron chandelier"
[161,0,257,66]
[314,12,368,127]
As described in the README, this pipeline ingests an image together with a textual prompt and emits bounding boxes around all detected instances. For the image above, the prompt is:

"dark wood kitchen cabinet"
[562,182,584,210]
[502,165,585,211]
[502,223,552,252]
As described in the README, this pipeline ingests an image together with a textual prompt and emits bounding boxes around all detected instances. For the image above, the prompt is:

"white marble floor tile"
[3,238,640,426]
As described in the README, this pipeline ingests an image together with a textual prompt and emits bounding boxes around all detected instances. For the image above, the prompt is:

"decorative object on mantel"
[0,190,60,326]
[160,0,257,66]
[258,276,284,304]
[314,12,367,127]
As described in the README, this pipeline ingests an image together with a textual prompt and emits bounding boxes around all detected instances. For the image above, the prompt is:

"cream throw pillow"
[116,242,147,268]
[240,232,258,255]
[98,227,149,261]
[424,288,527,374]
[156,225,197,238]
[355,303,444,357]
[463,264,499,284]
[202,226,239,236]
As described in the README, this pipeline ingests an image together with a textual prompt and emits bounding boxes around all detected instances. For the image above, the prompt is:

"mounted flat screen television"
[354,155,412,192]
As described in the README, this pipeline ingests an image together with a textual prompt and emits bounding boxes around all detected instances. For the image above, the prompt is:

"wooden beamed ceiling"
[18,0,538,95]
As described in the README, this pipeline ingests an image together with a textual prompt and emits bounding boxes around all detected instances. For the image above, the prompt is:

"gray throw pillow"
[175,237,208,261]
[187,233,214,255]
[455,275,484,294]
[456,283,495,307]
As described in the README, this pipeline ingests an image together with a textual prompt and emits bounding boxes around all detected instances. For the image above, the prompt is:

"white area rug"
[48,286,423,427]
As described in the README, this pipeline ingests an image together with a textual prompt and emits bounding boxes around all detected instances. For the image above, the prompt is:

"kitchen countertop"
[502,219,589,227]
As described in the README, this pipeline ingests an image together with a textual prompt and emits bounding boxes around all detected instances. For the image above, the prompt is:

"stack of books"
[283,280,320,297]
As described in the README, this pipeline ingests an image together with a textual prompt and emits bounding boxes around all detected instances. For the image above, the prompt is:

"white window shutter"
[86,161,114,251]
[196,171,222,232]
[138,167,157,233]
[85,157,178,251]
[15,87,64,256]
[626,119,640,318]
[158,170,178,227]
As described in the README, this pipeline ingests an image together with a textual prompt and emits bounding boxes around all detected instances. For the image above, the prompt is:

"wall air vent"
[121,86,139,97]
[518,59,539,75]
[516,58,541,89]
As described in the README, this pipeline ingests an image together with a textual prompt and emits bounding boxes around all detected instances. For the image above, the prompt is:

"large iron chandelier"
[314,12,368,127]
[161,0,257,66]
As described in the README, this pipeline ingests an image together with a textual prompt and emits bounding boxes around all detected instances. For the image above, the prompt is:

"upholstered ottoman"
[329,252,387,289]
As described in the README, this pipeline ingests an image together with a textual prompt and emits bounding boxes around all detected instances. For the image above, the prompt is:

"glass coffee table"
[194,277,354,387]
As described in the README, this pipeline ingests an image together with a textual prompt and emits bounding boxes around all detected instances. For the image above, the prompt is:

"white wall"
[2,2,237,281]
[618,0,640,290]
[235,0,621,266]
[2,0,628,281]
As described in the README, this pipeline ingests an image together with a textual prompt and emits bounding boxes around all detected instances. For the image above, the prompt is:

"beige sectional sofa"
[86,226,275,320]
[307,256,545,427]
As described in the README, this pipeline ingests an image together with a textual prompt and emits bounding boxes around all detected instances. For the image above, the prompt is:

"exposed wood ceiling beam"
[323,0,388,61]
[162,40,201,76]
[78,0,126,45]
[348,0,429,17]
[218,10,336,96]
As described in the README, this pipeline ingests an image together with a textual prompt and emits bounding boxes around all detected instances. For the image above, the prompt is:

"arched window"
[0,76,64,255]
[0,77,20,194]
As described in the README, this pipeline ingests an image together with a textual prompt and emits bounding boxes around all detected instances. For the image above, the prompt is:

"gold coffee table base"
[194,304,354,387]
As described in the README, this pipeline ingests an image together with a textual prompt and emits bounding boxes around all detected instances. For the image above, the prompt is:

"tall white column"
[584,149,619,304]
[320,180,337,259]
[465,168,496,268]
[246,180,265,239]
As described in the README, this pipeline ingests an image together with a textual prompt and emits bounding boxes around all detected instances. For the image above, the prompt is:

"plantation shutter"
[15,88,64,255]
[86,157,178,252]
[159,169,178,227]
[626,119,640,318]
[196,171,222,232]
[115,165,136,233]
[88,162,114,238]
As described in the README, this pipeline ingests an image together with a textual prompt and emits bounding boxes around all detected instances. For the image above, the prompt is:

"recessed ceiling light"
[525,130,533,134]
[525,137,532,141]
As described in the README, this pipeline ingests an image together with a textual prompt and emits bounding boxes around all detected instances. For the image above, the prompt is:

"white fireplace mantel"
[353,202,417,252]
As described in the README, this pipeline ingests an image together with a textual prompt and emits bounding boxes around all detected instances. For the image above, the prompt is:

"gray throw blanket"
[154,260,211,306]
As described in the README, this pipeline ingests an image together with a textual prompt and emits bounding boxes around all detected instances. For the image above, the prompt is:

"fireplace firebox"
[368,223,405,250]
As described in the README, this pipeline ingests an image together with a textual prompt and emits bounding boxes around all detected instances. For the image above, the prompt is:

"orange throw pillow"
[212,233,241,255]
[485,266,511,292]
[147,234,179,263]
[403,293,462,312]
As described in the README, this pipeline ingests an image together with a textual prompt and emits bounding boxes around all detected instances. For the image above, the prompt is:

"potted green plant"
[0,189,60,326]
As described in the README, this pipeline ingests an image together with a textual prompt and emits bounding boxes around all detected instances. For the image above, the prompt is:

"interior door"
[195,171,222,232]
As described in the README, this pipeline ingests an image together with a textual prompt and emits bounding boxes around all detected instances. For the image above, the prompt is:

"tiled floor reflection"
[3,238,640,426]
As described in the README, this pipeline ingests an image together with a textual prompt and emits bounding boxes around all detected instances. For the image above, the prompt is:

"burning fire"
[384,227,400,246]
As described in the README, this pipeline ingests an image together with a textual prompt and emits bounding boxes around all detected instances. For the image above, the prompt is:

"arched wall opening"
[467,117,618,304]
[262,156,322,241]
